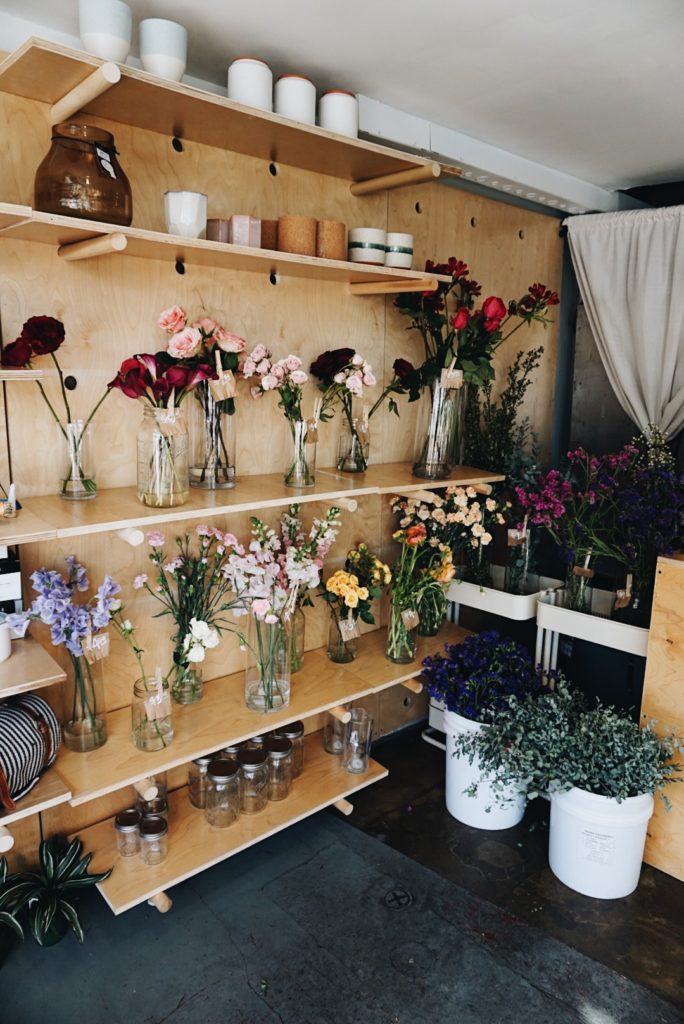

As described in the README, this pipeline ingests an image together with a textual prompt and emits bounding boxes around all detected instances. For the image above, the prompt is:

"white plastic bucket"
[443,709,525,830]
[549,787,654,898]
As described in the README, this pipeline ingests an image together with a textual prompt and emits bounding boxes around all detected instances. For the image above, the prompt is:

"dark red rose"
[392,358,416,386]
[21,316,65,355]
[484,318,503,334]
[452,307,469,331]
[1,337,32,367]
[310,347,355,386]
[482,296,507,321]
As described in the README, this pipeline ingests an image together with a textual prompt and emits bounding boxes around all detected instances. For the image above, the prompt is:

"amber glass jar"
[35,122,132,226]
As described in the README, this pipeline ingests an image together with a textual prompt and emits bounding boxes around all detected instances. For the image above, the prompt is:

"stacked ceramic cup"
[79,0,188,83]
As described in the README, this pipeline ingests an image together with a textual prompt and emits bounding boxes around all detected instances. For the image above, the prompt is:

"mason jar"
[114,808,141,858]
[137,406,189,508]
[221,742,243,758]
[274,720,304,778]
[139,815,168,866]
[204,758,240,828]
[245,734,267,751]
[188,754,213,809]
[237,748,268,814]
[264,736,293,801]
[138,796,169,820]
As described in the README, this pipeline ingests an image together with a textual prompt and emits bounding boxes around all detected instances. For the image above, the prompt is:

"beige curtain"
[566,206,684,439]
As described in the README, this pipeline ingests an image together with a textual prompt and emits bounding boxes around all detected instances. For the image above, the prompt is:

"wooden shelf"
[0,636,66,698]
[0,39,454,185]
[77,734,387,914]
[0,767,71,827]
[55,623,466,807]
[7,464,504,546]
[0,200,31,230]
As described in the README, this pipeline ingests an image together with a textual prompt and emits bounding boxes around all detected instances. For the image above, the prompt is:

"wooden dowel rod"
[58,233,128,261]
[0,825,14,853]
[350,161,441,196]
[51,62,121,123]
[338,498,358,513]
[329,705,351,724]
[471,483,493,495]
[333,798,354,816]
[349,278,438,297]
[133,777,159,801]
[147,891,173,913]
[401,678,423,694]
[116,527,145,547]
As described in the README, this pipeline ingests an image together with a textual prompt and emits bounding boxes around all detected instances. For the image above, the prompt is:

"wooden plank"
[0,767,71,826]
[317,462,506,494]
[0,506,56,546]
[0,200,31,230]
[642,556,684,881]
[0,635,66,697]
[0,39,445,183]
[55,623,466,806]
[76,735,388,914]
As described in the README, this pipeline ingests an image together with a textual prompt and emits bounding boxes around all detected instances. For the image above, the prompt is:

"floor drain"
[383,888,413,909]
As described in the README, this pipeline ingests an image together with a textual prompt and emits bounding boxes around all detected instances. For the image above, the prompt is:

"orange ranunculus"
[405,524,427,546]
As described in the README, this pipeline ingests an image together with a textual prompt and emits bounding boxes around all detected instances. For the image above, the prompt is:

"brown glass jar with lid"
[34,122,133,226]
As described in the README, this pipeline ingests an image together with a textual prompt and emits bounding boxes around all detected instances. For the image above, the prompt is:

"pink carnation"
[168,327,202,359]
[251,598,271,619]
[132,573,148,589]
[250,386,262,400]
[256,358,271,375]
[158,306,186,333]
[146,530,165,548]
[216,330,246,353]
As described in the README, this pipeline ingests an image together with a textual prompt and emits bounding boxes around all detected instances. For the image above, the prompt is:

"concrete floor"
[1,727,683,1023]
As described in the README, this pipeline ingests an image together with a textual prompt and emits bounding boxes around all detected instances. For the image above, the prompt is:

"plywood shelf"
[77,734,387,914]
[8,464,503,546]
[55,623,466,806]
[0,636,66,698]
[0,767,71,827]
[0,38,454,185]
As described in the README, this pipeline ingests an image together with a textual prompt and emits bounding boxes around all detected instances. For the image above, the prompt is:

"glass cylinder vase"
[284,418,316,488]
[137,405,189,508]
[131,677,174,751]
[189,381,236,490]
[412,381,465,480]
[337,419,370,473]
[327,611,358,663]
[416,584,447,637]
[244,615,291,713]
[289,606,305,674]
[63,654,107,752]
[60,419,97,500]
[386,599,418,664]
[171,656,203,705]
[563,554,594,613]
[504,527,533,595]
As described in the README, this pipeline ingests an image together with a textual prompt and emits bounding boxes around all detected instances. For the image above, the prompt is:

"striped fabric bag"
[0,694,61,811]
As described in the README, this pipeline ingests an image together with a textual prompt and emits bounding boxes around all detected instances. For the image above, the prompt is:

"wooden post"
[51,62,121,123]
[116,527,145,547]
[350,162,442,196]
[333,798,354,816]
[329,705,351,724]
[337,498,358,512]
[0,825,14,853]
[58,233,128,261]
[133,778,160,801]
[471,483,493,495]
[349,278,438,297]
[147,891,173,913]
[401,678,423,694]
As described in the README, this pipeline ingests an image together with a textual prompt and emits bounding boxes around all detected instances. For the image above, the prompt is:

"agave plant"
[2,836,111,946]
[0,858,24,940]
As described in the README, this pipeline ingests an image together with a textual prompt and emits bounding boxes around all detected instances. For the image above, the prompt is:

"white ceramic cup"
[227,58,273,111]
[275,75,316,124]
[79,0,132,63]
[319,90,359,138]
[348,227,386,265]
[140,19,187,82]
[0,623,11,663]
[385,232,414,269]
[164,191,208,239]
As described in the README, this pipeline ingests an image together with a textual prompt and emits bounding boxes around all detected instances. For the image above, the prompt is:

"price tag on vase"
[440,366,464,390]
[305,418,319,443]
[83,631,110,664]
[209,368,236,402]
[339,616,360,641]
[401,608,420,630]
[144,689,172,721]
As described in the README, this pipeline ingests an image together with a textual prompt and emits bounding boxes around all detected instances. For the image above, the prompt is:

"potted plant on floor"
[421,630,544,829]
[456,684,684,898]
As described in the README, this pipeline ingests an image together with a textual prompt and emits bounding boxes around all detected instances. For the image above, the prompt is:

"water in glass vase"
[386,601,418,664]
[60,419,97,500]
[137,406,189,508]
[244,616,291,713]
[172,659,203,705]
[337,420,370,473]
[412,381,464,480]
[131,677,174,751]
[63,654,107,752]
[284,418,316,488]
[189,381,236,489]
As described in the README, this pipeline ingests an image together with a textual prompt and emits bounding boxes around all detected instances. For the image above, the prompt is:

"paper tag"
[155,409,184,437]
[94,145,117,180]
[614,574,633,610]
[209,368,236,402]
[401,608,420,630]
[339,617,360,641]
[508,528,526,547]
[83,631,110,664]
[440,367,464,390]
[572,565,595,579]
[305,418,318,443]
[144,690,172,721]
[1,500,16,519]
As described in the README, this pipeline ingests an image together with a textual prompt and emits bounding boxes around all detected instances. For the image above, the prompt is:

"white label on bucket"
[580,829,616,865]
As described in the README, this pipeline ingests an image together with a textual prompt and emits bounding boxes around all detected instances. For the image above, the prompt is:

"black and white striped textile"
[0,693,61,810]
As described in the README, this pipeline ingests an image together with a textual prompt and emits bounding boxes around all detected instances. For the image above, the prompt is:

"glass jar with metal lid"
[274,720,304,778]
[114,808,141,858]
[205,758,240,828]
[221,742,243,758]
[245,733,267,750]
[139,815,168,866]
[138,796,169,820]
[237,748,268,814]
[264,736,293,801]
[188,754,213,809]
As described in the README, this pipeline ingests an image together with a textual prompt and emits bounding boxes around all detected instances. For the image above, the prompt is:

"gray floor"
[1,813,681,1024]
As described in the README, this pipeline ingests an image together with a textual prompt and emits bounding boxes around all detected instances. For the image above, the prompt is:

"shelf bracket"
[116,527,145,547]
[58,233,128,262]
[350,162,442,197]
[349,277,438,297]
[148,891,173,914]
[337,498,358,513]
[401,678,423,695]
[333,798,354,816]
[328,705,351,724]
[51,62,121,124]
[0,824,15,853]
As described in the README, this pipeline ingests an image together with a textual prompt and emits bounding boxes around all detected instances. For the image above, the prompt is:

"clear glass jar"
[327,613,358,663]
[138,796,168,820]
[412,381,465,479]
[115,808,141,858]
[34,122,133,226]
[323,711,346,755]
[189,380,236,489]
[222,742,243,758]
[63,653,107,752]
[131,677,174,751]
[171,655,203,705]
[237,748,269,814]
[274,720,304,778]
[244,615,291,713]
[139,815,168,866]
[337,419,370,473]
[244,734,267,751]
[188,755,212,809]
[60,420,97,500]
[137,405,189,508]
[264,737,293,801]
[284,418,316,488]
[342,708,373,774]
[205,758,240,828]
[133,772,168,804]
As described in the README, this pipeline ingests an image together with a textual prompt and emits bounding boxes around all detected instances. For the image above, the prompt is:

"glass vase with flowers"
[323,543,391,663]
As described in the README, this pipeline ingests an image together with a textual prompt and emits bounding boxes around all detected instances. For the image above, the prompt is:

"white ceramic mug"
[79,0,132,63]
[227,57,273,111]
[164,191,208,238]
[140,19,187,83]
[0,622,11,663]
[385,232,414,269]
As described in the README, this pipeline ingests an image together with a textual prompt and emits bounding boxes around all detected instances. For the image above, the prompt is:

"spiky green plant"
[0,857,24,940]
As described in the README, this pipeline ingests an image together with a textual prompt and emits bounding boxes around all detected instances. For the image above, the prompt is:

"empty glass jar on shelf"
[205,758,240,828]
[237,748,269,814]
[139,815,168,866]
[264,736,293,801]
[274,720,305,778]
[115,808,141,858]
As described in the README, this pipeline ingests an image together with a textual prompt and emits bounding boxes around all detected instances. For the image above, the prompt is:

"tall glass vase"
[416,584,447,637]
[337,419,370,473]
[412,381,465,480]
[327,610,358,663]
[289,606,305,674]
[284,418,316,488]
[563,553,594,613]
[244,615,291,713]
[189,381,236,489]
[171,649,203,705]
[137,406,189,508]
[386,598,417,664]
[63,654,107,752]
[60,420,97,500]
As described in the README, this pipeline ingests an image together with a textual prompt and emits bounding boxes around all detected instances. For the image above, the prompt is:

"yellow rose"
[345,591,359,608]
[357,587,369,600]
